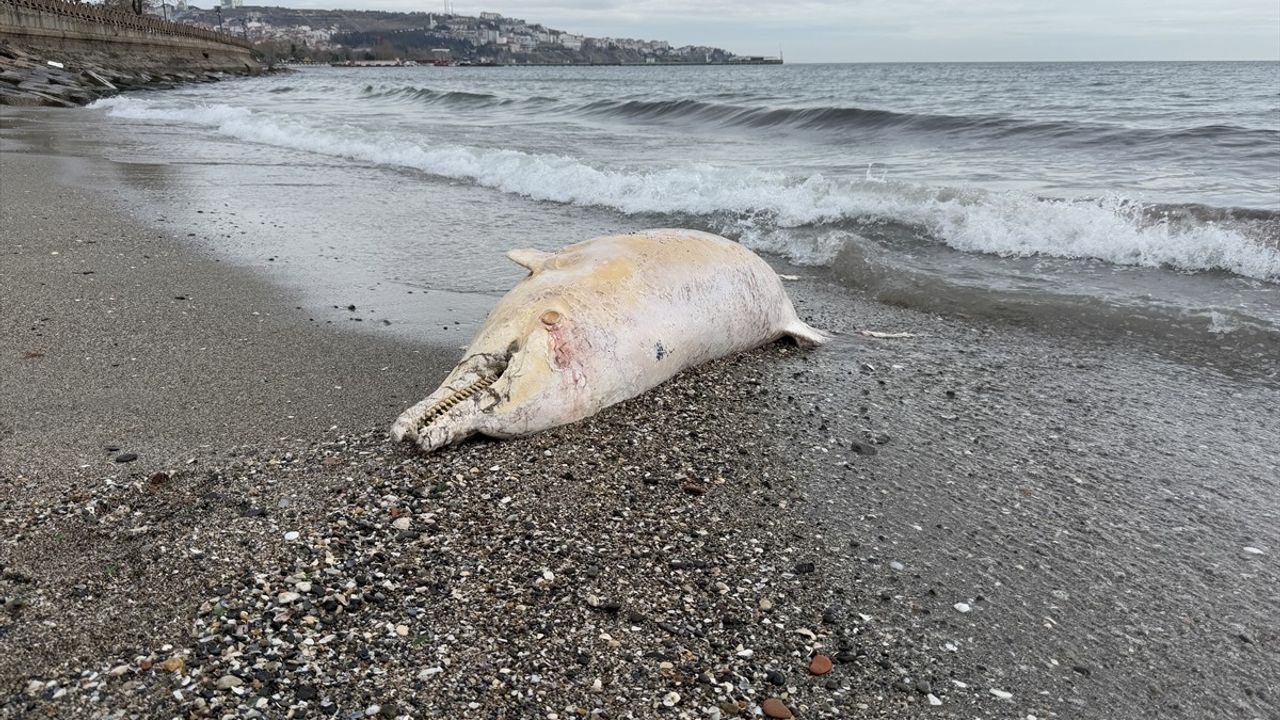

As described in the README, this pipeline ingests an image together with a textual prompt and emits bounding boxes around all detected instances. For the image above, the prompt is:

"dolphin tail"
[782,319,831,347]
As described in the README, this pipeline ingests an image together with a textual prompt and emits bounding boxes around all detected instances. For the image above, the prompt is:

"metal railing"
[2,0,253,50]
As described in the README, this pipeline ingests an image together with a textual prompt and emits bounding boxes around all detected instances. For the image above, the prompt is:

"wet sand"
[2,113,1278,719]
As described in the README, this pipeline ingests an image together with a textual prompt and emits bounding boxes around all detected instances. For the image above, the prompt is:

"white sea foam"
[92,97,1280,282]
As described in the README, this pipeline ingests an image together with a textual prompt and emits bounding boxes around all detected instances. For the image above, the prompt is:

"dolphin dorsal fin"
[507,248,553,273]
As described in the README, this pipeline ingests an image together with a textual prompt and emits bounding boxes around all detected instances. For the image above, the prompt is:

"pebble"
[113,453,138,463]
[1242,546,1266,555]
[283,530,300,541]
[990,688,1013,700]
[954,602,972,613]
[395,624,409,636]
[662,691,681,707]
[762,698,793,718]
[391,516,411,530]
[927,693,942,706]
[758,598,774,610]
[766,670,787,686]
[215,675,243,690]
[809,655,833,675]
[157,656,184,673]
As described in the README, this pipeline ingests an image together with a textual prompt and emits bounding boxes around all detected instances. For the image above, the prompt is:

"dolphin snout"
[392,352,508,452]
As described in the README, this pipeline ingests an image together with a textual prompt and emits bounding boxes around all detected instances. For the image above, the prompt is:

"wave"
[361,85,508,106]
[343,85,1279,153]
[359,85,559,109]
[574,97,1280,151]
[91,97,1280,282]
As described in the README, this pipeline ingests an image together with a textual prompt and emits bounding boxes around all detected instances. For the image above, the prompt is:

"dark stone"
[114,452,138,463]
[766,670,786,686]
[1072,664,1092,677]
[850,440,878,456]
[821,605,844,625]
[892,678,913,693]
[793,561,816,574]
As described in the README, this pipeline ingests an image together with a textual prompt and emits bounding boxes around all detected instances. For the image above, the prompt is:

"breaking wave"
[353,87,1280,152]
[92,96,1280,282]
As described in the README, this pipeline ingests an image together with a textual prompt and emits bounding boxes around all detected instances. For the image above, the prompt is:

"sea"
[76,62,1280,364]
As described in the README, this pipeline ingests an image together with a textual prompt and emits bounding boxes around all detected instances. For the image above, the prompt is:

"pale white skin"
[391,229,828,453]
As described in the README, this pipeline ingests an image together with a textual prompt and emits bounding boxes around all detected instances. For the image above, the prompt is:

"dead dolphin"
[391,229,828,453]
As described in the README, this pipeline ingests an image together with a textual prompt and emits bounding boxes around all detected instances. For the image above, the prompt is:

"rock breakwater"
[0,40,251,106]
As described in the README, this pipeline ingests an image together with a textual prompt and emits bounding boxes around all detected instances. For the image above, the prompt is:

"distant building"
[220,0,242,7]
[479,11,501,20]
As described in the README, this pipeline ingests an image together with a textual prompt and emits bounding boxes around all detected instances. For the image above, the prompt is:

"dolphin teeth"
[418,374,499,431]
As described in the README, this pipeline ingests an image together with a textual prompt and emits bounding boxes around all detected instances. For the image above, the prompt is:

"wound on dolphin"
[391,229,829,454]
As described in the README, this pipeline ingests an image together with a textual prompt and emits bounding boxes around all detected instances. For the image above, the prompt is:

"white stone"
[295,581,312,593]
[396,624,410,637]
[954,602,972,613]
[662,691,681,707]
[927,693,942,706]
[417,667,444,680]
[392,517,411,530]
[277,591,301,604]
[1242,546,1266,555]
[283,531,300,541]
[990,688,1013,700]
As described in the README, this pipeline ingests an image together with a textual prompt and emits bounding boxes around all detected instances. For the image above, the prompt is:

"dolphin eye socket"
[540,310,562,326]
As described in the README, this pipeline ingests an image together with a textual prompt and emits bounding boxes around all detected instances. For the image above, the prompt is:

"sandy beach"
[2,108,1279,720]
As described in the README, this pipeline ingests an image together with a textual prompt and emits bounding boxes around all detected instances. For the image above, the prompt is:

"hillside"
[173,5,743,65]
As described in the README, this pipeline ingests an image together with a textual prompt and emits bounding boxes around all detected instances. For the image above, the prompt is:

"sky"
[265,0,1280,63]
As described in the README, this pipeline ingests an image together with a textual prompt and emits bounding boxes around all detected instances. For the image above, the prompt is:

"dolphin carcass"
[391,229,828,453]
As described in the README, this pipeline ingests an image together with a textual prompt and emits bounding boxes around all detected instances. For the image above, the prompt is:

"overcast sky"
[268,0,1280,62]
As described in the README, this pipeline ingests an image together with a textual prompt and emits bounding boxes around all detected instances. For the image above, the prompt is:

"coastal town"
[166,4,780,65]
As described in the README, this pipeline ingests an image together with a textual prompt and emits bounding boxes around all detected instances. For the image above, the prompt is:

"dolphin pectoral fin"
[507,248,553,273]
[782,319,831,347]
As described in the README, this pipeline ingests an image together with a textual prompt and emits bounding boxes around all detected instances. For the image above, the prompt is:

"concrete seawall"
[0,0,260,74]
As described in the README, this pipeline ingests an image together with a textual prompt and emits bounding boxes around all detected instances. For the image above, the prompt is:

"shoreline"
[2,108,1279,719]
